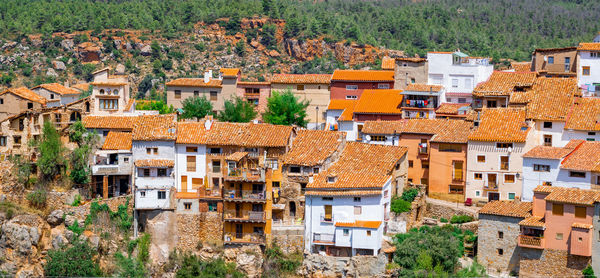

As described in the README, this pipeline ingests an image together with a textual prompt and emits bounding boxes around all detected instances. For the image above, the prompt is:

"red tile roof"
[102,131,133,150]
[560,141,600,172]
[525,77,579,121]
[327,100,357,121]
[0,87,47,104]
[132,114,177,141]
[82,115,138,130]
[353,89,403,115]
[405,84,443,92]
[135,159,175,168]
[335,220,382,229]
[175,121,210,145]
[282,130,344,166]
[479,200,532,218]
[33,83,81,96]
[71,83,91,91]
[565,98,600,131]
[331,70,394,82]
[165,78,222,88]
[435,103,471,115]
[468,108,530,142]
[511,62,532,72]
[396,57,427,63]
[220,68,240,77]
[577,43,600,51]
[271,74,331,84]
[534,185,600,206]
[205,121,293,147]
[473,71,537,97]
[381,57,395,70]
[362,119,473,144]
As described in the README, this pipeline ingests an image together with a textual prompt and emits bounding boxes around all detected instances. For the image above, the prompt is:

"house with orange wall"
[330,70,394,100]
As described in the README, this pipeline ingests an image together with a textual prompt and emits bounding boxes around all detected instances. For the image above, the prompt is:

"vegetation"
[217,97,257,123]
[391,188,420,214]
[175,254,245,278]
[263,243,302,277]
[180,96,214,121]
[26,189,47,209]
[44,240,103,277]
[450,215,474,224]
[37,121,66,182]
[68,120,99,186]
[583,265,596,278]
[262,89,309,127]
[8,154,34,188]
[136,100,176,114]
[84,198,133,232]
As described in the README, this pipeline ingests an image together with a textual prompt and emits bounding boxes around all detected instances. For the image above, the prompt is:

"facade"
[400,84,445,119]
[466,108,536,202]
[91,131,133,199]
[166,71,230,111]
[531,47,577,78]
[0,87,47,121]
[426,51,493,103]
[393,57,428,90]
[563,97,600,143]
[324,99,357,141]
[435,103,471,119]
[271,74,331,129]
[472,71,537,110]
[89,68,131,115]
[330,70,394,100]
[236,81,271,115]
[31,83,81,107]
[576,43,600,96]
[304,142,408,256]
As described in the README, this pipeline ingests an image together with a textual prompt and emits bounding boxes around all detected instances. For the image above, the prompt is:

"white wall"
[532,120,568,147]
[578,51,600,87]
[522,158,561,201]
[175,144,207,193]
[339,121,357,141]
[133,140,176,209]
[427,53,493,94]
[135,188,172,209]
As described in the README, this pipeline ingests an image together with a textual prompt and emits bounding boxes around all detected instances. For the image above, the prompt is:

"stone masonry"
[176,213,201,251]
[198,212,223,244]
[519,249,590,278]
[477,214,523,274]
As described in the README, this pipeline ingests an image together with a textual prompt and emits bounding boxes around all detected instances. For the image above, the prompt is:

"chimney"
[203,71,210,84]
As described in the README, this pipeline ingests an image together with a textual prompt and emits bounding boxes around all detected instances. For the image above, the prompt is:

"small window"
[408,160,414,168]
[157,168,167,177]
[0,136,6,146]
[187,156,196,172]
[297,85,305,91]
[146,148,152,155]
[588,132,596,136]
[143,169,150,177]
[184,202,192,210]
[556,233,563,240]
[458,98,466,103]
[354,206,362,215]
[158,191,167,199]
[496,143,513,149]
[570,171,586,178]
[327,176,336,183]
[345,95,357,100]
[174,90,181,99]
[508,192,516,200]
[124,157,129,163]
[583,66,590,76]
[498,231,504,239]
[99,89,105,95]
[212,161,221,173]
[475,191,481,197]
[210,91,218,101]
[477,155,486,163]
[543,122,552,128]
[313,167,319,174]
[552,204,564,216]
[504,174,515,183]
[370,135,386,142]
[208,201,218,212]
[346,85,358,90]
[322,197,333,201]
[209,148,221,154]
[575,206,587,218]
[548,56,554,64]
[544,135,552,146]
[50,94,55,99]
[534,164,550,172]
[193,91,199,97]
[140,191,146,197]
[439,144,461,152]
[290,166,301,173]
[27,102,33,109]
[474,173,482,180]
[497,249,503,255]
[452,79,459,88]
[366,230,372,237]
[421,161,429,169]
[113,89,119,95]
[343,229,349,236]
[377,83,390,89]
[0,98,3,104]
[354,197,361,202]
[186,146,198,153]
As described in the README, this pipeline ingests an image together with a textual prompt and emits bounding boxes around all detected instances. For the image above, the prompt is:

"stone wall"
[271,226,303,254]
[198,211,223,244]
[176,213,201,251]
[425,200,477,220]
[520,249,589,278]
[477,214,523,275]
[300,252,388,278]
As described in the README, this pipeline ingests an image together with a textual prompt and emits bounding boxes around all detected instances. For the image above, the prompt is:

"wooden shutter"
[453,161,463,181]
[181,176,188,192]
[192,178,203,190]
[187,156,196,172]
[324,205,332,219]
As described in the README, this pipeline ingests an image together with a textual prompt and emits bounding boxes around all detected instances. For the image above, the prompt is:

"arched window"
[113,89,119,95]
[99,89,105,95]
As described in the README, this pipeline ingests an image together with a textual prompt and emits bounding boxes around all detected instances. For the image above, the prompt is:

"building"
[324,99,357,139]
[426,51,493,104]
[521,140,600,201]
[400,84,445,119]
[531,47,577,78]
[563,97,600,142]
[466,108,535,202]
[270,74,331,129]
[0,87,47,120]
[236,81,271,115]
[361,119,472,197]
[31,83,81,107]
[91,131,133,199]
[89,67,131,115]
[166,70,237,112]
[472,71,537,109]
[304,142,408,256]
[510,62,533,72]
[435,103,471,119]
[82,115,139,143]
[393,57,428,90]
[576,43,600,96]
[330,70,394,100]
[478,200,533,275]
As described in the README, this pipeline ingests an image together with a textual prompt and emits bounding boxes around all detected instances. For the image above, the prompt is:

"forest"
[0,0,598,61]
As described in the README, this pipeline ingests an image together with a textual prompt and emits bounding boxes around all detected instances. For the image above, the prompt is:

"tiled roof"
[331,70,394,82]
[526,77,579,121]
[0,87,47,104]
[33,83,81,95]
[335,220,382,229]
[534,47,577,53]
[132,114,177,141]
[560,141,600,172]
[125,98,135,111]
[270,74,331,84]
[396,57,427,63]
[304,190,382,196]
[519,216,545,227]
[523,145,578,160]
[572,223,593,229]
[538,186,600,205]
[327,99,356,110]
[472,71,537,97]
[362,119,473,144]
[577,43,600,51]
[71,83,91,91]
[468,108,530,142]
[306,142,407,191]
[175,121,210,145]
[225,151,248,162]
[237,81,271,86]
[565,98,600,131]
[381,57,395,70]
[134,159,175,168]
[90,81,128,86]
[435,103,470,115]
[205,122,293,147]
[282,130,344,166]
[479,200,532,218]
[220,68,240,77]
[405,84,443,92]
[165,78,222,88]
[82,115,138,130]
[91,67,110,75]
[533,185,554,193]
[102,131,132,150]
[509,91,531,104]
[353,90,403,115]
[511,62,532,72]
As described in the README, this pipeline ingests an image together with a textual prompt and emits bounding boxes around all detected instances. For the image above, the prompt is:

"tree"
[68,121,98,185]
[180,96,213,120]
[44,240,103,277]
[217,97,257,123]
[137,75,154,98]
[262,89,309,127]
[234,40,246,56]
[37,121,66,182]
[176,255,244,278]
[136,100,175,114]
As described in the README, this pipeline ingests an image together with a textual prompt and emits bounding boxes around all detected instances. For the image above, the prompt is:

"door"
[488,192,500,201]
[236,203,242,218]
[181,176,188,193]
[235,224,243,239]
[289,201,296,217]
[236,183,242,198]
[453,161,463,181]
[487,173,497,189]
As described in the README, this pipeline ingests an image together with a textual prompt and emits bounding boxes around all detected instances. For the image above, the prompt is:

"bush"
[194,43,206,52]
[440,218,448,223]
[67,220,84,237]
[391,196,412,213]
[26,189,47,208]
[176,255,244,278]
[263,243,302,277]
[71,194,82,207]
[401,188,419,202]
[450,215,474,224]
[583,265,596,278]
[115,253,147,278]
[44,240,103,277]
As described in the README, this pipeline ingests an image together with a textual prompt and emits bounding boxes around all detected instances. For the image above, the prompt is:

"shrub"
[44,240,103,277]
[583,265,596,278]
[176,255,244,278]
[115,253,147,278]
[27,189,47,208]
[401,188,419,202]
[137,233,151,263]
[391,196,412,213]
[450,215,474,224]
[71,194,82,207]
[67,220,84,237]
[263,243,302,277]
[440,218,448,223]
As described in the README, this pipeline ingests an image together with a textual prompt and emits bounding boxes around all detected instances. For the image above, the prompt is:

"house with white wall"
[91,131,133,199]
[563,98,600,143]
[427,51,493,104]
[304,142,407,257]
[31,83,81,107]
[90,67,131,115]
[466,108,536,202]
[400,84,445,119]
[325,99,357,141]
[576,43,600,97]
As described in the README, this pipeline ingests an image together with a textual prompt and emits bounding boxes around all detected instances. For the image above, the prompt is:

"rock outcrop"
[300,252,388,278]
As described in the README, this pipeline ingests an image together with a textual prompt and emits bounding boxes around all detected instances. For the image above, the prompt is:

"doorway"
[289,201,296,217]
[488,192,500,201]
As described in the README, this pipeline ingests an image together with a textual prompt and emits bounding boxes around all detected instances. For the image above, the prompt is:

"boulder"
[60,39,74,51]
[46,68,58,77]
[47,210,64,226]
[250,40,260,49]
[0,215,41,256]
[125,42,133,51]
[267,49,280,57]
[64,214,77,227]
[52,61,66,71]
[140,45,152,56]
[1,41,17,50]
[115,63,126,75]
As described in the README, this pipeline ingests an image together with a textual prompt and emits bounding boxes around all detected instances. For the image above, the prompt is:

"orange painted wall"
[428,142,467,194]
[544,202,593,252]
[398,134,432,184]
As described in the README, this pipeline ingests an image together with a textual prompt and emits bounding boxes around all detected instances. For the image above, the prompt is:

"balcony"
[518,235,545,249]
[223,190,266,202]
[500,162,509,171]
[313,233,335,244]
[418,146,428,155]
[402,101,437,109]
[484,181,498,191]
[272,219,305,226]
[224,210,265,222]
[224,232,265,245]
[320,213,333,223]
[225,167,265,182]
[198,187,222,198]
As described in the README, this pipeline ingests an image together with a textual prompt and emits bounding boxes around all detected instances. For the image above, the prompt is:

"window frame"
[583,66,591,76]
[533,164,550,172]
[345,85,358,90]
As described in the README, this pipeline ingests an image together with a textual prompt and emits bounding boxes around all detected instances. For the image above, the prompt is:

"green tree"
[136,100,175,114]
[234,40,246,56]
[37,121,66,182]
[217,97,257,123]
[44,240,103,277]
[68,121,98,185]
[79,84,93,99]
[150,40,161,59]
[180,96,214,120]
[261,23,277,50]
[176,255,244,278]
[262,90,309,127]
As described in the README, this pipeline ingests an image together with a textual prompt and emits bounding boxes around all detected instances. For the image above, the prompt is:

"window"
[208,202,218,212]
[497,249,504,256]
[548,56,554,64]
[324,205,332,221]
[504,174,515,183]
[142,169,150,177]
[346,85,358,90]
[575,206,587,218]
[99,89,105,95]
[175,90,181,99]
[354,206,362,215]
[354,197,361,202]
[370,135,386,142]
[556,233,563,240]
[475,191,481,197]
[193,91,199,97]
[158,191,167,199]
[570,171,586,178]
[439,143,461,152]
[464,78,472,89]
[212,161,221,173]
[288,166,301,174]
[384,190,389,198]
[212,178,220,187]
[458,98,467,103]
[378,83,390,89]
[327,176,336,183]
[157,168,167,177]
[345,95,357,100]
[50,93,55,99]
[487,100,497,108]
[589,132,596,136]
[422,161,429,169]
[544,135,552,146]
[322,197,333,201]
[496,143,513,149]
[297,85,305,90]
[184,202,192,210]
[343,229,349,236]
[27,102,33,109]
[210,91,218,101]
[99,99,118,110]
[366,230,372,237]
[533,164,550,172]
[474,173,483,180]
[313,167,319,174]
[408,160,413,168]
[186,146,198,153]
[124,157,129,163]
[552,204,564,216]
[477,155,486,163]
[508,192,516,200]
[447,98,452,102]
[452,79,459,88]
[301,183,307,193]
[0,98,3,104]
[187,156,196,172]
[410,78,416,83]
[271,181,280,189]
[140,191,146,197]
[113,89,119,95]
[543,122,552,128]
[209,148,221,154]
[498,231,504,239]
[583,66,590,76]
[592,53,598,58]
[0,136,6,146]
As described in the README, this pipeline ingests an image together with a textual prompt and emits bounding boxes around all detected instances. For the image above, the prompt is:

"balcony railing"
[198,187,222,198]
[418,146,428,154]
[320,213,333,223]
[224,232,265,244]
[402,100,438,108]
[313,233,335,243]
[518,235,545,249]
[272,219,305,226]
[226,167,264,181]
[223,190,266,201]
[224,210,265,221]
[452,176,464,183]
[484,181,498,190]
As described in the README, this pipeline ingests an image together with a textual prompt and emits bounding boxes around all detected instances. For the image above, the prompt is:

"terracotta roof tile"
[165,78,222,88]
[526,77,579,121]
[282,130,344,166]
[565,98,600,131]
[306,142,407,191]
[102,131,132,150]
[534,47,577,53]
[519,216,545,227]
[479,200,532,218]
[396,57,427,63]
[226,151,248,162]
[304,190,382,196]
[537,186,600,205]
[33,83,81,96]
[560,141,600,171]
[90,81,128,86]
[511,62,532,72]
[205,122,293,147]
[577,43,600,51]
[270,74,331,84]
[0,87,47,104]
[237,81,271,86]
[220,68,240,77]
[132,114,177,141]
[473,71,537,97]
[405,84,443,92]
[468,108,530,142]
[335,220,382,229]
[82,115,138,130]
[381,57,395,70]
[134,159,175,168]
[331,70,394,82]
[572,223,593,229]
[327,99,356,110]
[533,185,554,193]
[523,145,578,160]
[71,83,91,91]
[509,91,531,104]
[435,103,471,115]
[353,89,403,115]
[175,121,210,145]
[362,119,473,143]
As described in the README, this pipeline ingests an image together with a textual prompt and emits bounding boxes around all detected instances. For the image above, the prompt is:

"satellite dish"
[365,135,371,141]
